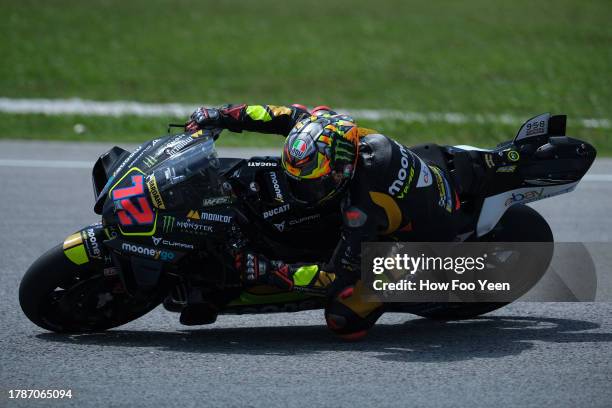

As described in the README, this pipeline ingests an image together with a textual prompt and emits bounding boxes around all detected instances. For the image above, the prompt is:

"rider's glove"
[234,252,293,290]
[185,107,221,132]
[234,252,270,284]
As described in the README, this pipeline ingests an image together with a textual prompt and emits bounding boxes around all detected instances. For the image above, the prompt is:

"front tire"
[19,244,162,333]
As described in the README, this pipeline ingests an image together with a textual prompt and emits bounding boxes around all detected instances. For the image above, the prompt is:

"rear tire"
[407,204,553,320]
[19,245,162,333]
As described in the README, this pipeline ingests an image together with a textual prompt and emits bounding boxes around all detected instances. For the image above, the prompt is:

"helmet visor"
[286,174,342,206]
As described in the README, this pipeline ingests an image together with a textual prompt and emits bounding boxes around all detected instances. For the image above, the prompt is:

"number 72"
[111,174,154,226]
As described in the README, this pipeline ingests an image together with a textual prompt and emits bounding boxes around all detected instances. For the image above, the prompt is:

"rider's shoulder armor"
[358,133,394,171]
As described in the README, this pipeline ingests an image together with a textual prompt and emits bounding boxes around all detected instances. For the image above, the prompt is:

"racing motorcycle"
[19,113,596,333]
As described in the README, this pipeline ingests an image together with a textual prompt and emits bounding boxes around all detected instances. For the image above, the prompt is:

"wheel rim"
[40,274,160,332]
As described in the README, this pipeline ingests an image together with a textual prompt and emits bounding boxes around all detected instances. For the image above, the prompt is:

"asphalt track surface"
[1,140,611,407]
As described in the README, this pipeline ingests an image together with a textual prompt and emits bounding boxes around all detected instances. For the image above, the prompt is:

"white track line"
[0,158,610,182]
[0,97,610,129]
[0,159,92,168]
[584,174,612,182]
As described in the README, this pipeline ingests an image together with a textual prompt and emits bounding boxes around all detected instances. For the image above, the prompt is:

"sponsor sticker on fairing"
[143,155,158,168]
[288,214,321,226]
[151,236,194,250]
[201,211,233,223]
[185,210,232,223]
[162,215,214,235]
[504,188,544,207]
[162,216,175,233]
[388,142,414,196]
[416,158,433,188]
[496,165,517,173]
[82,228,102,259]
[202,196,233,207]
[431,166,453,212]
[146,174,166,209]
[262,204,290,219]
[268,172,284,202]
[163,135,194,157]
[248,161,277,167]
[176,220,214,234]
[121,242,175,261]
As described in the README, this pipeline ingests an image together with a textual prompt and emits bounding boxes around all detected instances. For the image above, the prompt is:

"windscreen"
[147,135,228,210]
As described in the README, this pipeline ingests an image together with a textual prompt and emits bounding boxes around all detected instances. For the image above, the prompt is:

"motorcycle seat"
[410,143,482,197]
[410,143,449,172]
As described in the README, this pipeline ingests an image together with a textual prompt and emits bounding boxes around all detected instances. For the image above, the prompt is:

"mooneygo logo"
[388,142,413,196]
[268,172,284,202]
[121,242,175,261]
[396,167,415,199]
[82,228,102,259]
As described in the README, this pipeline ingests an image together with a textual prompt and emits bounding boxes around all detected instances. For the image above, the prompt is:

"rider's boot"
[268,264,335,296]
[273,265,384,340]
[236,252,383,339]
[324,281,383,341]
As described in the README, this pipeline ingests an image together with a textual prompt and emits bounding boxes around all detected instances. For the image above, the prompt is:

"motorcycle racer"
[186,104,461,339]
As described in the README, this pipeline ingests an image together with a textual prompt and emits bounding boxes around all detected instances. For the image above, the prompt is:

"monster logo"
[162,216,175,233]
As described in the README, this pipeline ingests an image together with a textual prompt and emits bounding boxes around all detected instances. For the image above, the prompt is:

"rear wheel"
[406,204,553,320]
[19,245,163,333]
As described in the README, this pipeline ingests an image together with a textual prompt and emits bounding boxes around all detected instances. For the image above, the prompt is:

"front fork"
[62,223,135,295]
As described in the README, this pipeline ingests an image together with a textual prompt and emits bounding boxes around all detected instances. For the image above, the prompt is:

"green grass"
[3,113,609,155]
[1,0,611,152]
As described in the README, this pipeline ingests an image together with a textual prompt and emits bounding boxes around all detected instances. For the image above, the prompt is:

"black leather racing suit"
[204,103,461,334]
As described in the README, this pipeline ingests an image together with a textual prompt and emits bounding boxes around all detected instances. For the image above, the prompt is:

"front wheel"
[19,244,163,333]
[407,204,553,320]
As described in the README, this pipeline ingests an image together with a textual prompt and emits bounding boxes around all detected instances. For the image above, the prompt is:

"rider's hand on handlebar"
[185,106,221,132]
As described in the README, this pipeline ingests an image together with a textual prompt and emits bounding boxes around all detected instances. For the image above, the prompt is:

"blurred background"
[1,0,610,153]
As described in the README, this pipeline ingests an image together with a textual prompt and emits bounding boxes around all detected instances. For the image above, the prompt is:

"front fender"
[63,223,113,266]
